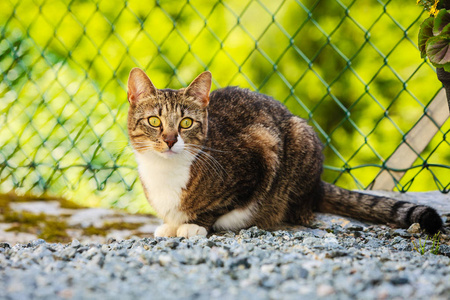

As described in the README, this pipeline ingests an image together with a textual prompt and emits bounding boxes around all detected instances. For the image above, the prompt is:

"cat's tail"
[318,181,443,234]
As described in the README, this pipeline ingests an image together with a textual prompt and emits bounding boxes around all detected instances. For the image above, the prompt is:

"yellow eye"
[148,116,161,127]
[180,118,193,129]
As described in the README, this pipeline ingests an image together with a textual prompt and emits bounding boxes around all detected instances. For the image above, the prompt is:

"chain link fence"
[0,0,449,211]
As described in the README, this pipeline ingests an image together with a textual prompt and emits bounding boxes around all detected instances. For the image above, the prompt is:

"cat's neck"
[134,150,194,225]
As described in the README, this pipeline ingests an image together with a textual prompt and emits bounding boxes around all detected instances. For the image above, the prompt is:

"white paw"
[154,224,178,237]
[176,224,207,238]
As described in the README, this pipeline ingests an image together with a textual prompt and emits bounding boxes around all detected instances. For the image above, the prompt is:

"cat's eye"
[148,116,161,127]
[180,118,193,129]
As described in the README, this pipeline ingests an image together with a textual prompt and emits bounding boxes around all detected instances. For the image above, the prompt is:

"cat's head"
[127,68,211,159]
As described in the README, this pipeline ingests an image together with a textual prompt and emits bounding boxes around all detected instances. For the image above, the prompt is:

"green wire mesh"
[0,0,449,211]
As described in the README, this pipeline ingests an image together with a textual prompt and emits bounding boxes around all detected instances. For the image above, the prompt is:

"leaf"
[426,35,450,65]
[444,63,450,72]
[442,23,450,36]
[419,17,435,58]
[433,9,450,36]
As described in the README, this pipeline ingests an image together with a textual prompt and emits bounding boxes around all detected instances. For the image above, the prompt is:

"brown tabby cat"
[127,68,443,238]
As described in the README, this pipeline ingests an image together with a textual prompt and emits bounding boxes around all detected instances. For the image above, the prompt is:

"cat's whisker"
[182,149,215,178]
[182,150,223,181]
[133,146,154,153]
[184,148,227,180]
[198,150,226,174]
[188,147,226,171]
[185,147,225,174]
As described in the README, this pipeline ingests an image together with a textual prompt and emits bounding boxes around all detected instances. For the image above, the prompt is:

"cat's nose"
[164,135,178,149]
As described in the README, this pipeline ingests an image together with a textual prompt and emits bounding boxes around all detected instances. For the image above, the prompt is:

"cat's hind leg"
[280,116,324,225]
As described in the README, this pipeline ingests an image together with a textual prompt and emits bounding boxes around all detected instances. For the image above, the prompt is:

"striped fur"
[319,182,443,234]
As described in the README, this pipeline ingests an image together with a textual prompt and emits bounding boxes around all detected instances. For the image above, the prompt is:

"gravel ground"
[1,223,450,300]
[1,191,450,299]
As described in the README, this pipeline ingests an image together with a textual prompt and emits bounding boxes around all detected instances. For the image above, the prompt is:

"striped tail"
[318,182,443,234]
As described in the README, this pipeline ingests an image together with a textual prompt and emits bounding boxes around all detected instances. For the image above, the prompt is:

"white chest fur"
[134,147,194,226]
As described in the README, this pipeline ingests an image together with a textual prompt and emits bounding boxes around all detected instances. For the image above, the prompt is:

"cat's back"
[207,86,293,137]
[209,86,291,117]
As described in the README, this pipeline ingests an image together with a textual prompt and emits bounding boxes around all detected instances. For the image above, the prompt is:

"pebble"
[0,225,449,299]
[392,229,412,238]
[0,242,11,249]
[71,239,81,248]
[407,223,421,234]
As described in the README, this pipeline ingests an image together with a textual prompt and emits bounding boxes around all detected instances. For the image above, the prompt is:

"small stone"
[317,284,335,297]
[407,223,421,234]
[203,240,215,248]
[280,264,308,279]
[60,247,77,260]
[438,244,450,257]
[325,250,348,258]
[31,239,46,246]
[261,275,281,288]
[390,236,403,245]
[107,238,117,244]
[223,232,235,238]
[392,240,412,251]
[393,229,411,238]
[365,239,383,248]
[208,252,224,267]
[71,239,81,248]
[164,240,179,249]
[82,247,101,260]
[229,257,250,269]
[89,254,105,267]
[352,231,363,238]
[159,255,172,266]
[76,246,89,253]
[261,264,276,274]
[0,242,11,249]
[390,277,409,285]
[347,225,364,232]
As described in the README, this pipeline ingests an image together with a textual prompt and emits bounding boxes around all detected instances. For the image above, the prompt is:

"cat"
[127,68,443,238]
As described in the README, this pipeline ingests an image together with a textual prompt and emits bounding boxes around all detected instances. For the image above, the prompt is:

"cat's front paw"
[176,224,207,238]
[154,224,178,237]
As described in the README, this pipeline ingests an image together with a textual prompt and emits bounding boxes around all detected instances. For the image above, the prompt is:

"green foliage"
[417,0,441,15]
[419,17,435,57]
[430,232,441,254]
[419,9,450,71]
[412,236,427,255]
[0,0,448,211]
[411,232,442,255]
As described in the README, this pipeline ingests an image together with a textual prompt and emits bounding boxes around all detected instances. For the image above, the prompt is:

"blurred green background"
[0,0,449,213]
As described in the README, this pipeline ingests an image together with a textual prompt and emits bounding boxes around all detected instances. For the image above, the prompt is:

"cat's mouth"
[164,149,177,155]
[158,148,180,158]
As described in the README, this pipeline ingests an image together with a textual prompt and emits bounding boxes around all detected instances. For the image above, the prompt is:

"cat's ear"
[184,71,212,108]
[127,68,157,105]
